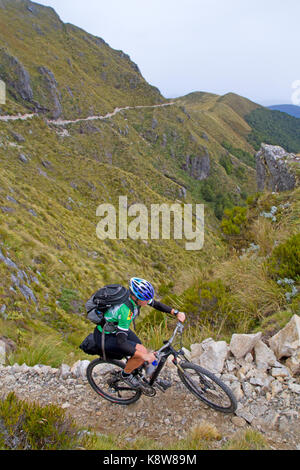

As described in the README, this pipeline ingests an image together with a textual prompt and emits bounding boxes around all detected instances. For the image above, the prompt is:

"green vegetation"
[222,429,270,450]
[221,206,248,235]
[90,422,269,451]
[268,233,300,280]
[245,108,300,153]
[222,141,256,168]
[219,153,233,175]
[200,177,235,219]
[0,392,94,450]
[0,0,299,451]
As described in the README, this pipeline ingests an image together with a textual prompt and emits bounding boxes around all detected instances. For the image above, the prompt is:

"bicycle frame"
[146,322,188,386]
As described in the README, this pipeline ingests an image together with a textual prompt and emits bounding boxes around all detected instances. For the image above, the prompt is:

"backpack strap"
[124,297,140,330]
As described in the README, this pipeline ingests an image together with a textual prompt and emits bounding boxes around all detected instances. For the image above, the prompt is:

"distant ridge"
[268,104,300,119]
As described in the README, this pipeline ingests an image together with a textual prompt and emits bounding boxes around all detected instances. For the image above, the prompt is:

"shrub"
[0,393,94,450]
[221,206,247,235]
[219,154,233,175]
[268,234,300,280]
[214,193,234,220]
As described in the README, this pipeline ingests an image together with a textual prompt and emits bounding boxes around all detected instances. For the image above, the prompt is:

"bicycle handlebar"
[156,321,184,356]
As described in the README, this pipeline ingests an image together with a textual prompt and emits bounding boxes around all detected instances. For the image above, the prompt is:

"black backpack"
[86,284,131,325]
[80,284,133,358]
[92,284,130,311]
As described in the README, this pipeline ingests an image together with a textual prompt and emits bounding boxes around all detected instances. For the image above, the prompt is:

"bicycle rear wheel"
[177,361,237,413]
[86,358,142,405]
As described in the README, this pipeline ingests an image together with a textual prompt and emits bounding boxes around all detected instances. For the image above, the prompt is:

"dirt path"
[0,363,299,450]
[0,102,175,125]
[0,113,37,122]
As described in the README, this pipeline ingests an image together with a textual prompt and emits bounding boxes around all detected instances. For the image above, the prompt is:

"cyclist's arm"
[148,299,185,321]
[148,299,174,315]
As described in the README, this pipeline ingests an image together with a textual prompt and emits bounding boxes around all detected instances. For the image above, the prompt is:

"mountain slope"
[0,0,297,362]
[0,0,164,119]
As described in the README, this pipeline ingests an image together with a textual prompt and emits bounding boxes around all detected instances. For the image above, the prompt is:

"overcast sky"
[38,0,300,106]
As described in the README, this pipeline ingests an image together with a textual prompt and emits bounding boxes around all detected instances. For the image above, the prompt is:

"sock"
[122,371,131,377]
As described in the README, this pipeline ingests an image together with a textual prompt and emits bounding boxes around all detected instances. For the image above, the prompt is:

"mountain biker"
[92,277,186,389]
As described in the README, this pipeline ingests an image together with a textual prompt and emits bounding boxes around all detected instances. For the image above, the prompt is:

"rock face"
[0,49,33,102]
[182,146,210,180]
[38,66,62,119]
[256,143,298,192]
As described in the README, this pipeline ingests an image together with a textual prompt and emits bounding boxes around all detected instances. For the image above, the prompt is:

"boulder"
[0,340,6,365]
[229,332,262,359]
[285,350,300,376]
[269,314,300,359]
[190,343,203,363]
[0,337,16,365]
[198,340,228,374]
[60,363,71,379]
[254,340,277,371]
[71,360,90,378]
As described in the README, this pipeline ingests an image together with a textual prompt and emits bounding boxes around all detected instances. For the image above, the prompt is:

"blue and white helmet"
[129,277,155,302]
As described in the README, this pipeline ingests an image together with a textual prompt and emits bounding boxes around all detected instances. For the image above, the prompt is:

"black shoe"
[155,378,172,391]
[120,372,142,389]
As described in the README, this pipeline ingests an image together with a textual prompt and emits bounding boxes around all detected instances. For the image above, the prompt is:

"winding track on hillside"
[0,102,176,125]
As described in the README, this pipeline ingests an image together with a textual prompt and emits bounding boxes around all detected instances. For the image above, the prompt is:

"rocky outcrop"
[0,49,33,102]
[38,66,62,119]
[182,146,210,180]
[256,143,299,192]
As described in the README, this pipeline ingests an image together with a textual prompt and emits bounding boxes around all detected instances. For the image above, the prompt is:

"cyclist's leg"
[94,328,153,373]
[124,343,148,373]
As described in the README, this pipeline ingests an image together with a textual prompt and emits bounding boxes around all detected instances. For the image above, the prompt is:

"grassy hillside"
[0,0,164,119]
[0,0,298,365]
[161,187,300,345]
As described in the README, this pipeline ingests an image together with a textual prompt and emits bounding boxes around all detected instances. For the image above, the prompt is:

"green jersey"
[97,298,139,334]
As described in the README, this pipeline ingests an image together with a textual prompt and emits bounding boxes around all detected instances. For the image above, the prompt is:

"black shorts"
[94,327,142,359]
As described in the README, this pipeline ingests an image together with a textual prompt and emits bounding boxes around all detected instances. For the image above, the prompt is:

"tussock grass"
[222,429,270,450]
[7,331,89,368]
[171,422,221,450]
[213,254,286,325]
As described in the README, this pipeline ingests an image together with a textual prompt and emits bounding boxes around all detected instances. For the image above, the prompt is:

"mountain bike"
[86,322,237,414]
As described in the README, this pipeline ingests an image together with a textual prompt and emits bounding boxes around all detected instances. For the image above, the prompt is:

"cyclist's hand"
[176,312,186,323]
[144,351,157,364]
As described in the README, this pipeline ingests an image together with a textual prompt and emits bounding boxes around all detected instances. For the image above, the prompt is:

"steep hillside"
[0,0,164,119]
[0,0,298,366]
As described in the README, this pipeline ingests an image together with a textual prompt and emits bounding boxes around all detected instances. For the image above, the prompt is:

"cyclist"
[91,277,185,389]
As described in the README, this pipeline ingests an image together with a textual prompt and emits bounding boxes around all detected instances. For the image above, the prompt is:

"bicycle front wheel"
[86,358,142,406]
[177,361,237,413]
